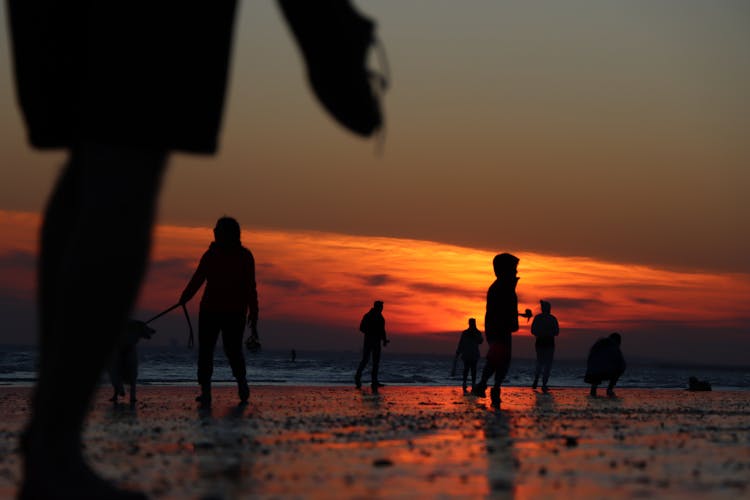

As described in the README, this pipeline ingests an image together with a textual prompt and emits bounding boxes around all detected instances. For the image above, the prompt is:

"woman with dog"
[180,217,259,406]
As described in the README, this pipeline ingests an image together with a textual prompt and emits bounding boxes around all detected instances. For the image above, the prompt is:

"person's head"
[468,318,476,328]
[540,300,551,313]
[373,300,384,312]
[609,332,622,346]
[493,253,519,278]
[214,216,241,246]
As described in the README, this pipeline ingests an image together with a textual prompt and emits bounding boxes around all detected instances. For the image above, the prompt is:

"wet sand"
[0,386,748,498]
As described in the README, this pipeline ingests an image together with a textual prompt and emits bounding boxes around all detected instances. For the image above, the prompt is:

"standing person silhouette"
[8,1,385,497]
[455,318,483,394]
[531,300,559,392]
[472,253,531,406]
[354,300,390,394]
[179,217,258,406]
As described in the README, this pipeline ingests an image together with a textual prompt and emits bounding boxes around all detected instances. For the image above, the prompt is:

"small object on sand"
[373,458,393,467]
[565,436,578,448]
[688,377,712,391]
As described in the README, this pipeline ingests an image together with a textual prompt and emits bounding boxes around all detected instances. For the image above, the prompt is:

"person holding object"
[9,1,385,496]
[180,217,259,406]
[531,300,559,392]
[355,300,389,394]
[472,253,532,406]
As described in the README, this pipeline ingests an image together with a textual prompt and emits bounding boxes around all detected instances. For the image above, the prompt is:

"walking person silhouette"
[455,318,483,394]
[354,300,390,394]
[472,253,532,406]
[179,217,258,406]
[531,300,559,392]
[8,1,385,497]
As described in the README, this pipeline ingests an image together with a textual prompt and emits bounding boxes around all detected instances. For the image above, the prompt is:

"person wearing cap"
[531,300,559,392]
[355,300,389,393]
[584,332,626,397]
[472,253,531,405]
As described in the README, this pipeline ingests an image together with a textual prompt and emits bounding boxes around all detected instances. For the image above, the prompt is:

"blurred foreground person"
[8,1,386,497]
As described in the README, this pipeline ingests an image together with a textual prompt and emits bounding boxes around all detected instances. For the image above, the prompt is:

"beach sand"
[0,386,748,499]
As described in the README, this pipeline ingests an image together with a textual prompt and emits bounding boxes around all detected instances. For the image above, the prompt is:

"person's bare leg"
[21,142,167,499]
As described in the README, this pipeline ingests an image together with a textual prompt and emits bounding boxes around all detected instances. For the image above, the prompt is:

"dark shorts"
[8,1,237,153]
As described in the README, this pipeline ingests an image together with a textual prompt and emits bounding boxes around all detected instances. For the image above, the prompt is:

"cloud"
[360,274,392,287]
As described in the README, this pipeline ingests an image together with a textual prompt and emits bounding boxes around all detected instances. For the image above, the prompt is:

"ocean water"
[0,346,748,390]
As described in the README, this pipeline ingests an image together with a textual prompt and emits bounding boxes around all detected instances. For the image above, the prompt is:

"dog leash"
[145,303,194,349]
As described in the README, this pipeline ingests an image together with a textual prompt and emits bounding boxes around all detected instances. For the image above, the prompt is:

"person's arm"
[179,254,207,305]
[552,317,560,337]
[246,251,259,336]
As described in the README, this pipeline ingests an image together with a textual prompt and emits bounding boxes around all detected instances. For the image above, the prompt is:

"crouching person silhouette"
[584,332,626,397]
[180,217,259,406]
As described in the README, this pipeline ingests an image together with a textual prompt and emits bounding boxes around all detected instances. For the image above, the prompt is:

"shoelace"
[369,36,390,156]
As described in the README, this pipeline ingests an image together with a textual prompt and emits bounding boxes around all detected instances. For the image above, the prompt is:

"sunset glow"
[2,210,748,363]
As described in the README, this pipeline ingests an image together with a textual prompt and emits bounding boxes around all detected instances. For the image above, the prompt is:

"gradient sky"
[1,2,748,364]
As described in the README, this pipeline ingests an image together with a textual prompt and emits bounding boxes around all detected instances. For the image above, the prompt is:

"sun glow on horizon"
[1,210,748,347]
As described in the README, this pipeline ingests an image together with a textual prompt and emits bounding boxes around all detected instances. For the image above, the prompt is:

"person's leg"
[22,143,166,498]
[370,342,382,391]
[221,313,249,402]
[606,373,621,397]
[354,341,372,388]
[541,346,554,390]
[462,361,470,392]
[469,361,477,389]
[532,346,542,389]
[197,311,221,402]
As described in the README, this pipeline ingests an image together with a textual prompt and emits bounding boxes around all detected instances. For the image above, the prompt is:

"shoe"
[279,2,386,137]
[490,387,501,406]
[371,385,379,395]
[195,384,211,404]
[542,385,550,393]
[471,383,487,398]
[354,374,362,389]
[238,380,250,403]
[531,381,538,390]
[589,386,597,397]
[606,388,616,398]
[375,382,385,388]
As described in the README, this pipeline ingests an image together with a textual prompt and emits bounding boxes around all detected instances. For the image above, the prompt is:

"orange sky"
[2,210,748,363]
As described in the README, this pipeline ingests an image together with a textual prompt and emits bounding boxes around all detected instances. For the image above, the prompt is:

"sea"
[1,346,748,390]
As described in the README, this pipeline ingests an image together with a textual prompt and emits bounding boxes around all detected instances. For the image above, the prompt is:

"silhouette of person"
[584,332,626,397]
[472,253,531,406]
[530,300,559,392]
[291,349,297,362]
[455,318,483,393]
[8,2,385,497]
[179,217,258,406]
[355,300,390,393]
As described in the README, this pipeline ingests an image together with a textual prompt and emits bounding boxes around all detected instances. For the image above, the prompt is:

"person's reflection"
[482,407,516,495]
[194,399,254,498]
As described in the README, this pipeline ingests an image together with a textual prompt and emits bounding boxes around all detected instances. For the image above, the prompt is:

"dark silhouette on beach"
[8,1,385,497]
[180,217,259,407]
[455,318,483,393]
[291,349,297,362]
[108,320,155,405]
[472,253,532,406]
[530,300,559,392]
[585,332,626,397]
[355,300,390,394]
[688,376,712,391]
